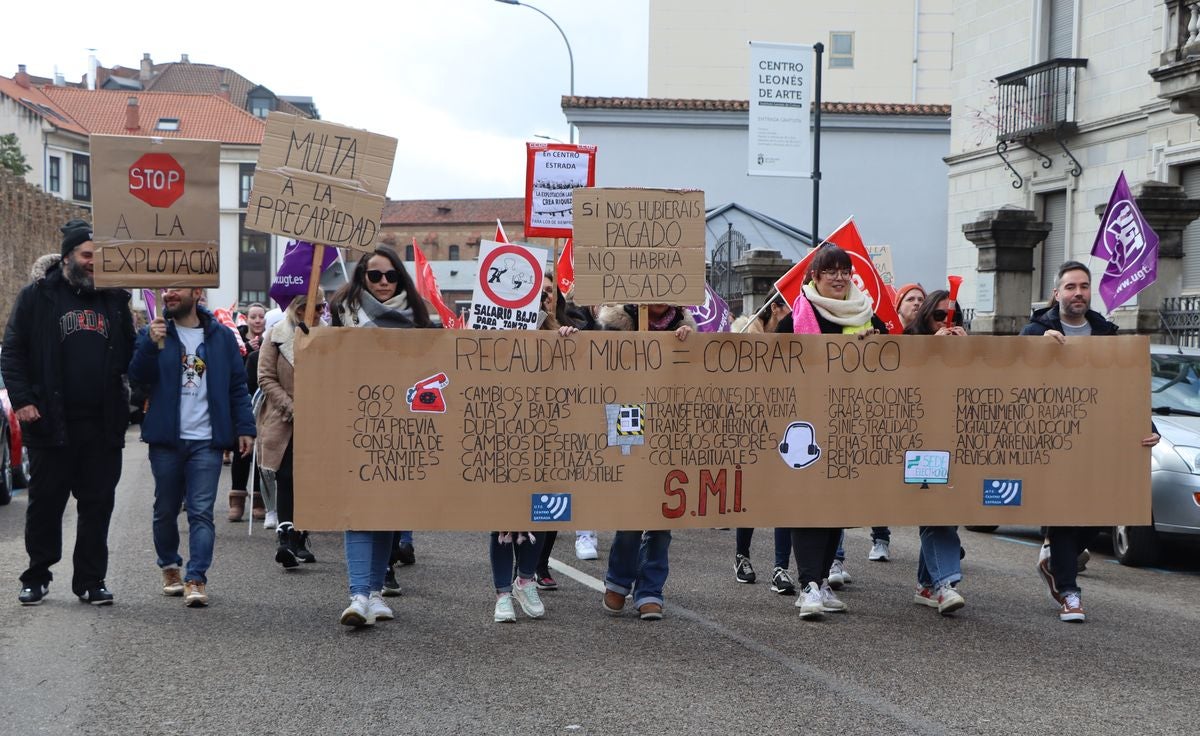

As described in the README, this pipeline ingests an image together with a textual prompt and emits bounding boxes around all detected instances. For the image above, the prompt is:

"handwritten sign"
[469,240,551,330]
[572,188,707,305]
[293,331,1151,530]
[865,244,895,287]
[524,142,597,238]
[244,113,397,251]
[91,135,219,288]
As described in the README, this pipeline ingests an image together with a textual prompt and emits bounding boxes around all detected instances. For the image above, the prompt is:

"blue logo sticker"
[532,493,571,522]
[983,479,1022,506]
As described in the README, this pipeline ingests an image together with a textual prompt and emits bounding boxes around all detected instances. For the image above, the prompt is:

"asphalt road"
[1,431,1198,735]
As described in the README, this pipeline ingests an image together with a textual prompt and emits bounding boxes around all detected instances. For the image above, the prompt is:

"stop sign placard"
[129,153,185,208]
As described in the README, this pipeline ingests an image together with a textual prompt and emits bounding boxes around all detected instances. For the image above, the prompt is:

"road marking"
[1103,559,1199,576]
[548,557,949,736]
[995,535,1041,547]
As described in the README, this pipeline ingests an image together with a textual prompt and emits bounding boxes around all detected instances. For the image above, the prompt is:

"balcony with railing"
[993,58,1088,188]
[1151,1,1200,117]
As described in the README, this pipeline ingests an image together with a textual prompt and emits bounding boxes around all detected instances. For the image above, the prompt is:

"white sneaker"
[367,591,394,621]
[493,593,517,623]
[263,511,278,530]
[828,559,851,589]
[819,581,848,612]
[868,539,890,561]
[511,577,545,618]
[936,584,965,615]
[575,532,598,561]
[796,582,825,619]
[340,594,372,627]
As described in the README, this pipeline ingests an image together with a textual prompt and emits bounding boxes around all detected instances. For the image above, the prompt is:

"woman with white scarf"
[329,246,434,627]
[776,244,887,620]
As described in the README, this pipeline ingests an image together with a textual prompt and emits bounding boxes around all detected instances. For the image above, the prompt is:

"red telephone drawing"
[407,373,449,413]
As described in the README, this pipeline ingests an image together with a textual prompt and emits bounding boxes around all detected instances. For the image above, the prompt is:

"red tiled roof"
[144,63,308,117]
[562,95,951,116]
[382,198,526,226]
[41,88,264,145]
[0,75,88,136]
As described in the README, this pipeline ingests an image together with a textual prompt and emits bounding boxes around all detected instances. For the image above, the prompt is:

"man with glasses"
[129,287,255,607]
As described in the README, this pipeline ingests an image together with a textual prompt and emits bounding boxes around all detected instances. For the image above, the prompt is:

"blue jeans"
[917,526,962,589]
[735,528,792,569]
[344,530,394,596]
[489,532,543,592]
[605,530,671,608]
[150,441,224,583]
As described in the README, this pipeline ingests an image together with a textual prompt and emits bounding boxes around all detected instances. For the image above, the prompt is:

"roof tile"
[561,95,950,116]
[382,198,526,226]
[41,87,264,144]
[0,76,88,136]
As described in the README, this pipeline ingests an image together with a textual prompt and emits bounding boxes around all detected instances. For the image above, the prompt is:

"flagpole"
[811,41,824,249]
[741,290,779,332]
[303,245,326,326]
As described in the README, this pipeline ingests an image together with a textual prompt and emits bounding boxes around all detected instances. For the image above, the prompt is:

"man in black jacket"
[1,220,135,606]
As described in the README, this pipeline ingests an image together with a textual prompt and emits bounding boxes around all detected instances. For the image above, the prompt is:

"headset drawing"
[778,422,822,469]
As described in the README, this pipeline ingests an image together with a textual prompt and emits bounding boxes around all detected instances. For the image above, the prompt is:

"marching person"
[904,289,968,615]
[1021,261,1159,622]
[129,287,255,607]
[776,244,887,620]
[228,302,269,522]
[328,246,434,626]
[3,221,135,606]
[599,303,696,621]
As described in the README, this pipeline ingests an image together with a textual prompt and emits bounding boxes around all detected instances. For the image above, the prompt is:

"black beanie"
[60,219,93,258]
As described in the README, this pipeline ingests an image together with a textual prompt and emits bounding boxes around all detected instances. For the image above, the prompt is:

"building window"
[1042,0,1075,60]
[239,215,271,305]
[1180,165,1200,291]
[249,95,273,118]
[72,154,90,201]
[448,244,460,261]
[155,118,180,131]
[405,244,415,261]
[239,163,255,207]
[1038,191,1068,300]
[830,32,854,69]
[48,156,60,193]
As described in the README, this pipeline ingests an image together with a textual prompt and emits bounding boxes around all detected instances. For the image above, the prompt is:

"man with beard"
[2,219,135,606]
[129,288,254,607]
[1020,261,1159,622]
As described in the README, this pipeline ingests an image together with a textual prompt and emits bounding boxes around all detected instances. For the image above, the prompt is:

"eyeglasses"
[366,269,399,284]
[819,268,852,280]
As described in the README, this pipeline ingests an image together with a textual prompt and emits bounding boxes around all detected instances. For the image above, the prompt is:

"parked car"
[0,369,29,504]
[967,343,1200,566]
[0,397,13,505]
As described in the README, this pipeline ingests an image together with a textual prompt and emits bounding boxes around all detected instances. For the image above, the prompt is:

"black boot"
[276,523,299,568]
[294,530,316,563]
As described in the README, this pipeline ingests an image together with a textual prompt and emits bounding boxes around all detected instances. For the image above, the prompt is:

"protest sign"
[865,245,894,287]
[524,142,597,237]
[244,113,397,252]
[572,188,707,306]
[469,240,551,330]
[293,330,1150,531]
[748,41,813,178]
[1091,171,1160,312]
[91,135,219,288]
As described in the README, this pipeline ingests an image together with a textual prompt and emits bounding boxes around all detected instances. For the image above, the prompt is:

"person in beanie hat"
[894,283,926,330]
[2,219,136,605]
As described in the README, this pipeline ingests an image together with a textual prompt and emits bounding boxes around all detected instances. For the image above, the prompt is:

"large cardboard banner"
[244,112,398,251]
[293,330,1151,531]
[469,240,552,330]
[524,142,597,238]
[749,41,813,178]
[91,135,220,288]
[572,188,707,305]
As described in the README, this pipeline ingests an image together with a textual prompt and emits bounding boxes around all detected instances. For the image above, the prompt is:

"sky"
[2,0,648,200]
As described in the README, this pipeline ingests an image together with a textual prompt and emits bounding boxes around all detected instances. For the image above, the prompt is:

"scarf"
[339,291,414,329]
[649,306,678,331]
[800,281,874,334]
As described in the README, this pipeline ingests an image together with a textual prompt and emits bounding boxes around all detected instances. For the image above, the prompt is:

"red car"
[0,369,31,505]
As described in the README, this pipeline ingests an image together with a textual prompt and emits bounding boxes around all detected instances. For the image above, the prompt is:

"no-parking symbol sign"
[470,240,551,330]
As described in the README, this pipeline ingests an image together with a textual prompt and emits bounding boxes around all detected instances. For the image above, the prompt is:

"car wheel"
[964,526,998,533]
[1113,524,1159,567]
[0,436,12,506]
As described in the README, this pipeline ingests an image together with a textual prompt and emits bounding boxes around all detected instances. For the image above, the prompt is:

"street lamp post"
[495,0,576,143]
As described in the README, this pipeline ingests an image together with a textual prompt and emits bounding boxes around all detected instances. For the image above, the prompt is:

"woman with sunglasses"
[776,244,887,620]
[903,288,967,615]
[329,246,433,627]
[258,294,326,571]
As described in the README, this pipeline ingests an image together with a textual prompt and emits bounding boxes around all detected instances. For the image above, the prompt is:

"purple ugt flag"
[1090,172,1159,312]
[269,240,337,310]
[690,283,732,333]
[141,289,157,321]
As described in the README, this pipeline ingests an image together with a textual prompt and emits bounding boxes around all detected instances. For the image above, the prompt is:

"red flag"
[413,238,461,328]
[495,219,509,243]
[212,307,248,355]
[773,217,904,334]
[556,238,574,296]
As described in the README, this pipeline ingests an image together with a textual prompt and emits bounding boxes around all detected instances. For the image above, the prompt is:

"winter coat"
[128,306,255,450]
[256,318,297,472]
[1020,304,1118,336]
[1,260,135,448]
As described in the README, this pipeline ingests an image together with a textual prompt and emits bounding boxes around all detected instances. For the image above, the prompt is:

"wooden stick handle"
[303,244,326,326]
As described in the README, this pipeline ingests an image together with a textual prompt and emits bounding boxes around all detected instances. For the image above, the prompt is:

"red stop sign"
[129,153,185,208]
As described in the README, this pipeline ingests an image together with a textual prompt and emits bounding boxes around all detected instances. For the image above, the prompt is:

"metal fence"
[1160,296,1200,347]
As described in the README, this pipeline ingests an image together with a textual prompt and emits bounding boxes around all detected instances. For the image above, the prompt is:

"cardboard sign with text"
[244,112,397,251]
[572,188,706,306]
[866,245,894,286]
[293,330,1151,531]
[91,135,220,288]
[469,240,552,330]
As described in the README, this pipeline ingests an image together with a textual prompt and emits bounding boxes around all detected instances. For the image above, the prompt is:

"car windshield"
[1151,353,1200,412]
